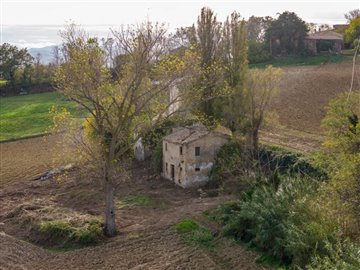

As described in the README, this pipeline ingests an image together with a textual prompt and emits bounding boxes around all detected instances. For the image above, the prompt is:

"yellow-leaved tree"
[55,23,199,236]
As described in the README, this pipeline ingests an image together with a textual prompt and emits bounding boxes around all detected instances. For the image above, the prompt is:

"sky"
[1,0,360,48]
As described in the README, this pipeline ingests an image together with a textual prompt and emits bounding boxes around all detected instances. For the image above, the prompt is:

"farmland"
[0,59,358,269]
[0,92,86,141]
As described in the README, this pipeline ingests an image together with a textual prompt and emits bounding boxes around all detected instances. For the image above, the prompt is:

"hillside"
[272,59,359,134]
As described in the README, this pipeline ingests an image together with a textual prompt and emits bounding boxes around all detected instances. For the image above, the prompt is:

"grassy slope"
[0,92,86,141]
[250,54,346,68]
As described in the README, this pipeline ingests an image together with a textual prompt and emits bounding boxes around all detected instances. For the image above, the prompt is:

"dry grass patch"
[4,197,103,248]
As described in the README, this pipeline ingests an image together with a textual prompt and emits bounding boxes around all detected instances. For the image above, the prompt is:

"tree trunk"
[252,128,259,155]
[104,176,116,237]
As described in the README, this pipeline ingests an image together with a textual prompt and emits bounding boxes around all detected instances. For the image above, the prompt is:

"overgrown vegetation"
[210,140,324,192]
[209,177,341,268]
[209,89,360,268]
[38,219,103,246]
[176,219,214,248]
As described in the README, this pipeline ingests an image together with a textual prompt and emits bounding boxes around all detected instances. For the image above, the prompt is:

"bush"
[210,141,325,193]
[258,144,326,179]
[248,40,271,64]
[212,177,339,268]
[307,240,360,270]
[210,140,257,191]
[176,219,214,248]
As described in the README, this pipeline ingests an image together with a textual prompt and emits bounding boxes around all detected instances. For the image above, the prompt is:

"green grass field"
[0,92,86,141]
[250,54,347,68]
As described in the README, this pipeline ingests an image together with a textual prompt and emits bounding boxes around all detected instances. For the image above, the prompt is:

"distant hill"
[28,46,58,64]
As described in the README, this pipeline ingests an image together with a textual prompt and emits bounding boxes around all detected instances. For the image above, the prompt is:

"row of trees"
[0,43,57,89]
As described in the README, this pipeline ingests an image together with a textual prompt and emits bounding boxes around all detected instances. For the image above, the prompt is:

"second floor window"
[195,146,200,156]
[180,146,183,155]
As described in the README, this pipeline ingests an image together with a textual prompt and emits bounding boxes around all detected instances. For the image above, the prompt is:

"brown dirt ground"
[0,134,66,187]
[0,164,269,270]
[271,59,360,134]
[260,59,360,152]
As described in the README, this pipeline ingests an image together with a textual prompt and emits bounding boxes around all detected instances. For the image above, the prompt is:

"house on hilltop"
[162,124,231,188]
[304,30,344,54]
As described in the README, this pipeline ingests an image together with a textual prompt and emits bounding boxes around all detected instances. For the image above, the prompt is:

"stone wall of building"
[162,133,229,188]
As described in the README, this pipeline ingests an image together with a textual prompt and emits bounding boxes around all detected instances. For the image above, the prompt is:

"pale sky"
[1,0,360,48]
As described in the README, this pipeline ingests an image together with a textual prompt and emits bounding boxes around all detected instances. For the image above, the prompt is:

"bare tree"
[52,45,62,66]
[55,23,197,236]
[345,9,360,23]
[244,66,282,153]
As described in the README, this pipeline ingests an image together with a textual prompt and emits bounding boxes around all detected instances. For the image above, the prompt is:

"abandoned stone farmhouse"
[162,124,231,188]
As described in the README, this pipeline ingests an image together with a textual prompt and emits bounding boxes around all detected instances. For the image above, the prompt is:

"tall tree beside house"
[55,23,196,237]
[265,11,308,55]
[221,12,248,132]
[195,7,223,119]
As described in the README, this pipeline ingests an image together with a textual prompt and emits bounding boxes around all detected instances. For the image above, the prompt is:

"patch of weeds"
[176,219,214,249]
[120,194,154,207]
[39,221,73,238]
[38,219,103,247]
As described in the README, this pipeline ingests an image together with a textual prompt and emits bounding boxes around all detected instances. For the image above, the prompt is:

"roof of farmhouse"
[305,30,343,41]
[164,124,231,144]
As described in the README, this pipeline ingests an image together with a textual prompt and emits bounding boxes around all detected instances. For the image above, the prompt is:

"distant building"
[304,30,344,55]
[333,24,348,33]
[162,124,231,188]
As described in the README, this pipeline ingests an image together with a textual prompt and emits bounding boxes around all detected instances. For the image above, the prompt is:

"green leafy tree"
[221,12,248,132]
[0,43,33,84]
[315,91,360,237]
[345,17,360,46]
[194,7,223,119]
[245,16,272,64]
[265,11,308,55]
